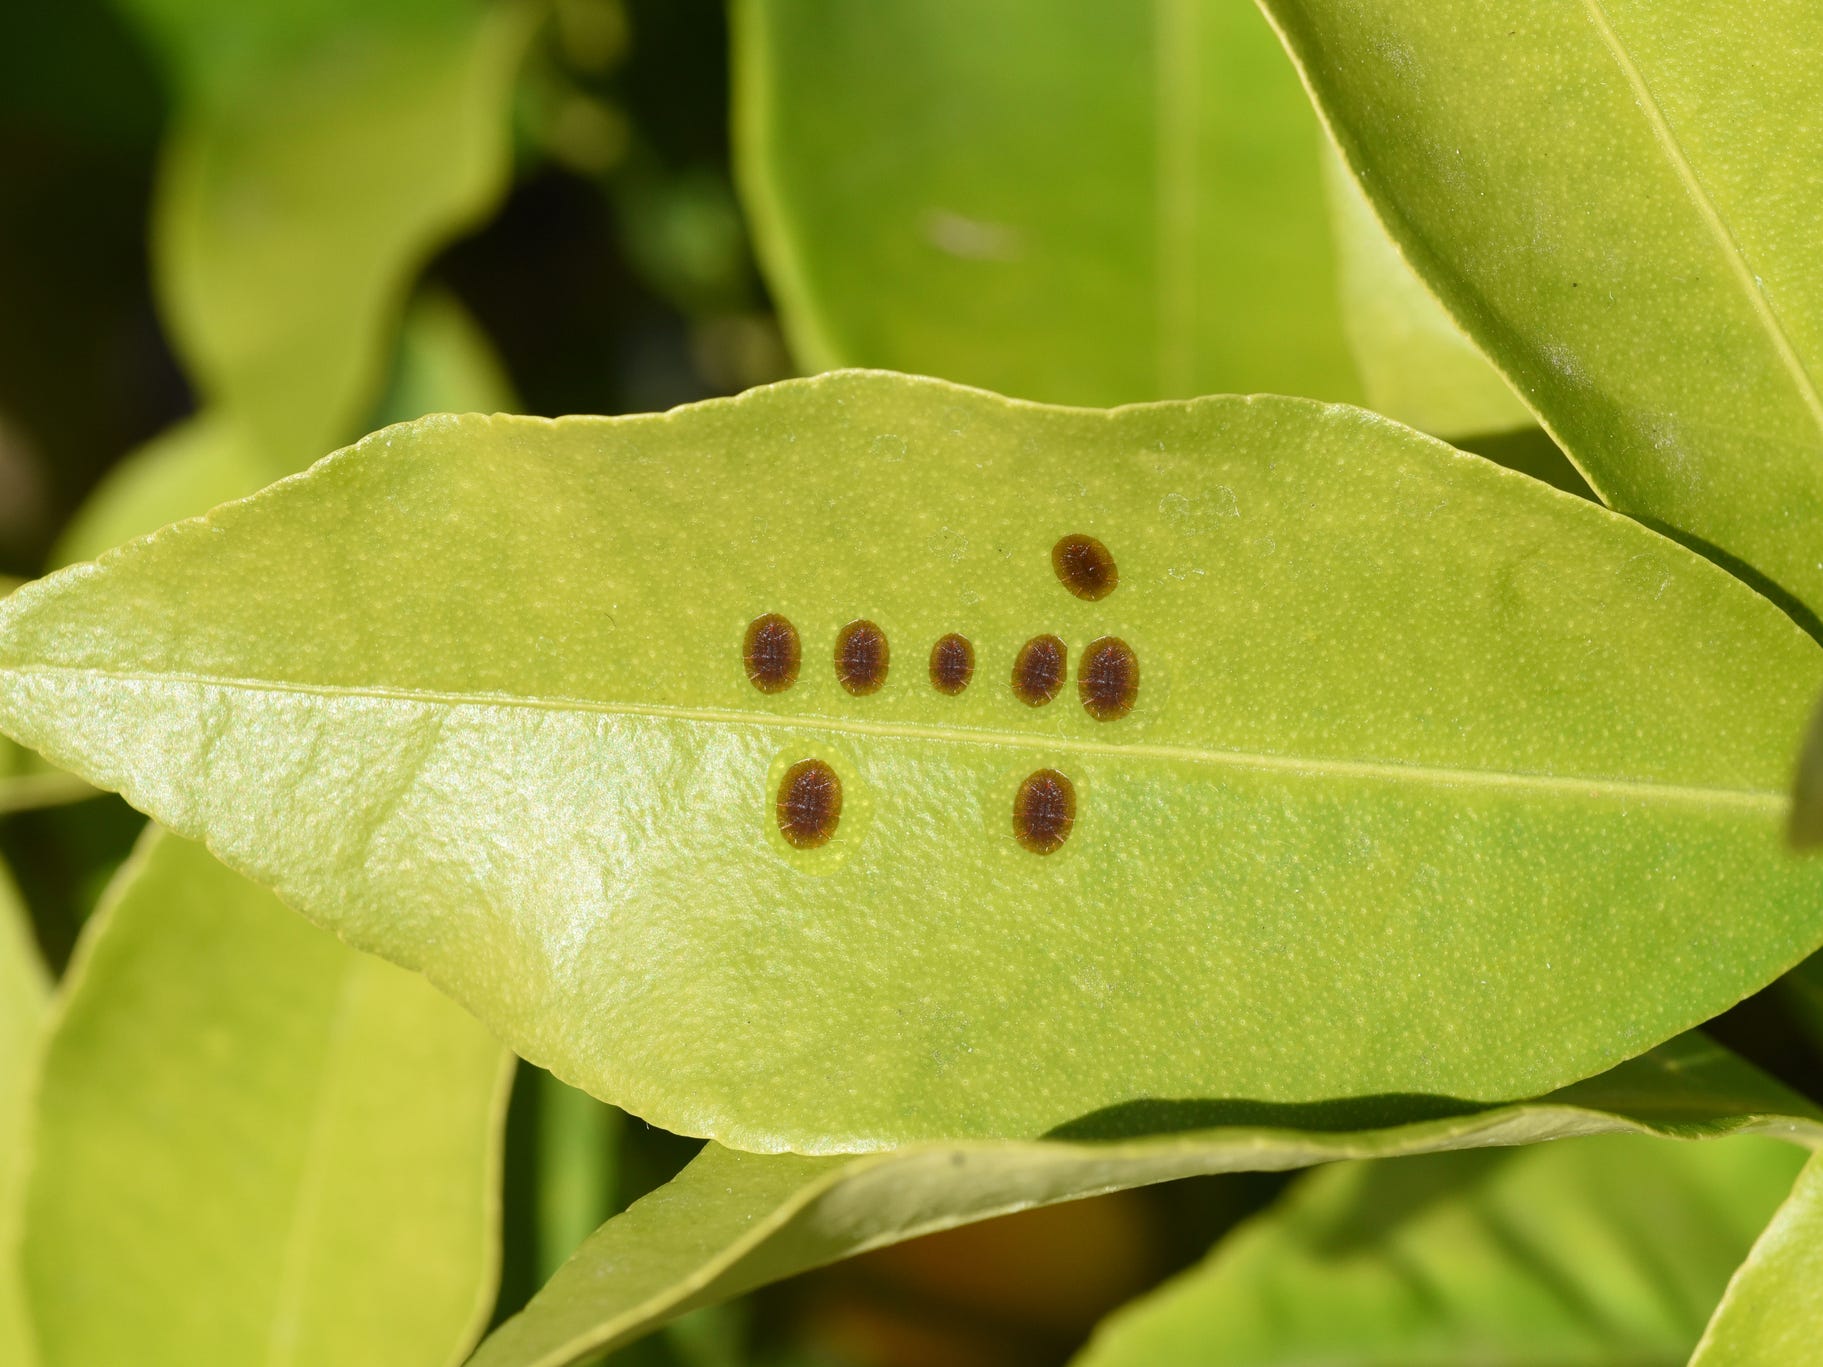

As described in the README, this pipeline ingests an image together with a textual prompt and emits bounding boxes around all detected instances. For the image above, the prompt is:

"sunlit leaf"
[1,373,1820,1149]
[1258,0,1823,620]
[0,856,44,1367]
[473,1038,1822,1367]
[1689,1147,1823,1366]
[21,827,512,1367]
[1074,1132,1805,1367]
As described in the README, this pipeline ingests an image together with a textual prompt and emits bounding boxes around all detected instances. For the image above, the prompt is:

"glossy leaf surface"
[2,372,1822,1149]
[1259,0,1823,619]
[473,1038,1821,1367]
[22,828,511,1367]
[736,0,1361,406]
[0,858,44,1367]
[1690,1148,1823,1366]
[1074,1132,1805,1367]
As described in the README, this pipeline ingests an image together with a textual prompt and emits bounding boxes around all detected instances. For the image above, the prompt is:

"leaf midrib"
[3,662,1784,811]
[1577,0,1823,434]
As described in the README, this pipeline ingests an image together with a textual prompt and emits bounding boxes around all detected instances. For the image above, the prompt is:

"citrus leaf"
[21,827,512,1367]
[735,0,1363,406]
[1073,1132,1805,1367]
[1690,1147,1823,1366]
[472,1038,1822,1367]
[1258,0,1823,621]
[0,372,1820,1149]
[0,856,44,1367]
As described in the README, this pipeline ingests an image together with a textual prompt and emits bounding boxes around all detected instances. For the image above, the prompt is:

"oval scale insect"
[1052,534,1118,601]
[1011,634,1067,706]
[1079,636,1139,720]
[743,613,800,693]
[835,619,890,695]
[929,633,975,695]
[1013,769,1076,854]
[777,759,843,849]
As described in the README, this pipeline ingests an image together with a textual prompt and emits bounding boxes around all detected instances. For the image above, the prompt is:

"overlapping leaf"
[1073,1131,1806,1366]
[22,828,511,1367]
[1259,0,1823,619]
[473,1038,1821,1367]
[0,373,1818,1149]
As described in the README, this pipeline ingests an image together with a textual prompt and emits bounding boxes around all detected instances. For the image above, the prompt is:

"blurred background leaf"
[1073,1132,1807,1367]
[734,0,1525,439]
[55,0,534,560]
[21,827,512,1367]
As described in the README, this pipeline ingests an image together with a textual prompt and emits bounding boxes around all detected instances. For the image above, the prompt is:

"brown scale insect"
[743,613,800,693]
[1052,534,1118,601]
[1013,769,1076,854]
[1078,636,1139,721]
[835,619,890,695]
[1011,634,1067,706]
[929,633,975,695]
[777,759,842,849]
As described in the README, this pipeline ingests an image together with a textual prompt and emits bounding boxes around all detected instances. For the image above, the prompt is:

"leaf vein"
[1578,0,1823,435]
[1,663,1785,811]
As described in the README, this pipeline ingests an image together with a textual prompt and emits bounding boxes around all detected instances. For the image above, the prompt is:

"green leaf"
[1,372,1820,1148]
[1073,1132,1805,1367]
[0,856,44,1367]
[3,370,1823,1151]
[1258,0,1823,620]
[735,0,1363,406]
[146,0,530,470]
[1690,1147,1823,1366]
[21,827,512,1367]
[472,1037,1822,1367]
